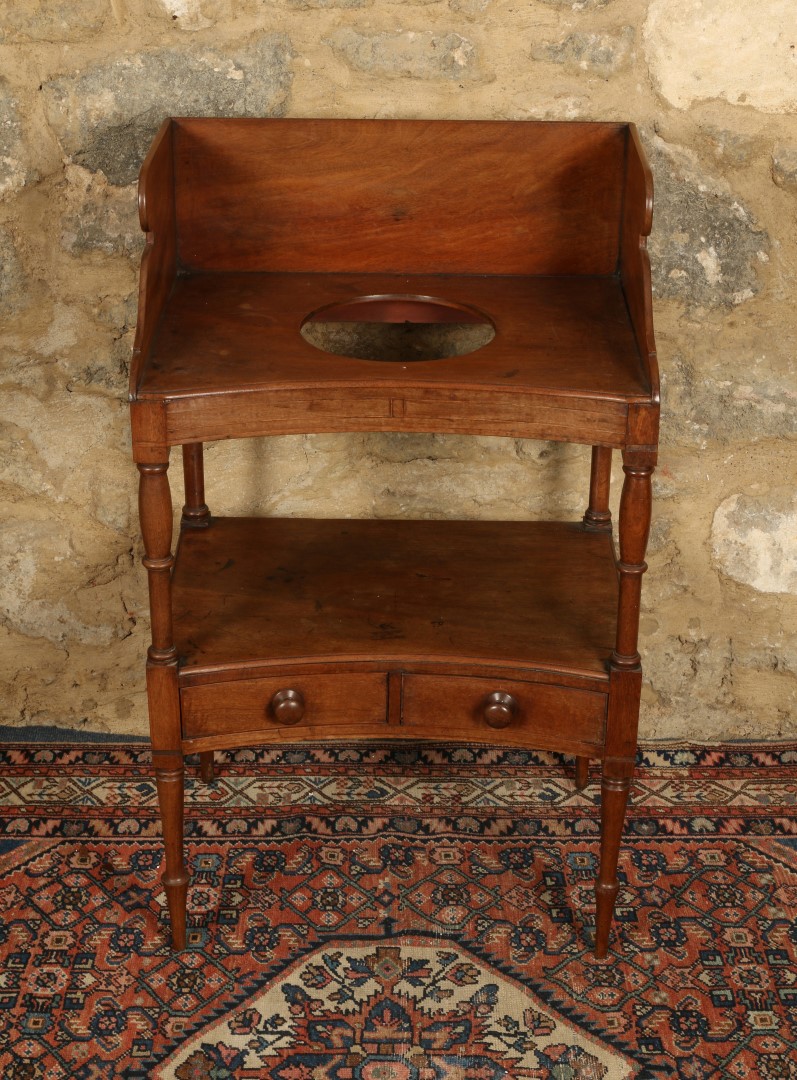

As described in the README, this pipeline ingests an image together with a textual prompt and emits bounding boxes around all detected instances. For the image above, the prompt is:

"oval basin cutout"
[301,294,495,363]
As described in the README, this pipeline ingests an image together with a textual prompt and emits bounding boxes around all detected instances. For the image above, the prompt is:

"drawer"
[182,672,388,738]
[401,674,606,755]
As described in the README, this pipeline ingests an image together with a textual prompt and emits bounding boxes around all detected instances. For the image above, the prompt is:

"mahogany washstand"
[129,118,659,957]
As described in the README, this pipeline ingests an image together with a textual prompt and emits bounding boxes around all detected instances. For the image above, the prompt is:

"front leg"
[139,459,188,949]
[595,455,653,957]
[154,751,189,950]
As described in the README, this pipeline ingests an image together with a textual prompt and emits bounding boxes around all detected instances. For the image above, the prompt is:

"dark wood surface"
[130,120,176,400]
[157,373,632,452]
[620,124,659,403]
[181,668,606,756]
[171,517,618,681]
[401,674,605,755]
[137,271,648,401]
[182,671,389,738]
[172,118,626,276]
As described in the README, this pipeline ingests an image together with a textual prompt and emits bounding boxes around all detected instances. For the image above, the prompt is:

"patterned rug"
[0,741,796,1079]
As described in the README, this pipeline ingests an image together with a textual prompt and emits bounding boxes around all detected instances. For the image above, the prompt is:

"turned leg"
[595,769,630,958]
[576,449,610,795]
[199,751,215,783]
[575,756,590,790]
[583,445,612,531]
[181,443,211,529]
[154,756,189,950]
[139,459,188,950]
[611,460,653,671]
[594,455,653,958]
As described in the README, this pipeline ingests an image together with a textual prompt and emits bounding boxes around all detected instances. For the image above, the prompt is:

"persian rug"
[0,741,796,1079]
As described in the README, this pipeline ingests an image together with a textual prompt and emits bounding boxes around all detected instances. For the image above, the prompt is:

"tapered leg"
[199,751,215,783]
[575,756,589,790]
[595,771,630,958]
[154,759,189,950]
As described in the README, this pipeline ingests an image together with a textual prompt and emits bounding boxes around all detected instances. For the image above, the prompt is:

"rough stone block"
[0,227,26,313]
[660,353,797,447]
[287,0,367,6]
[648,138,769,307]
[712,490,797,594]
[537,0,612,7]
[772,144,797,191]
[60,168,141,257]
[43,35,293,185]
[0,0,108,42]
[449,0,493,11]
[703,127,763,168]
[0,508,125,649]
[325,28,487,81]
[531,27,634,76]
[155,0,214,28]
[154,0,263,24]
[645,0,797,114]
[0,79,28,198]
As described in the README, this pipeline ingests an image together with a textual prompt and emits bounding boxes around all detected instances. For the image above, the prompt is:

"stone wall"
[1,0,795,741]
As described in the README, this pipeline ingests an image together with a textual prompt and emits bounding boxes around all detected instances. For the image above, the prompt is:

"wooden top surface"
[171,118,627,276]
[172,517,618,681]
[135,272,650,403]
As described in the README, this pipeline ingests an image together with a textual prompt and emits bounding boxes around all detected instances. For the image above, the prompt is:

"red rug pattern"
[0,743,796,1078]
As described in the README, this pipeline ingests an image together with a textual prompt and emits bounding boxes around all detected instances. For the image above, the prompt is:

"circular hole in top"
[300,294,495,363]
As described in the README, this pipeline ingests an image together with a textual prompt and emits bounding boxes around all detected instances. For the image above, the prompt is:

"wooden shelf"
[133,271,650,449]
[172,517,618,685]
[138,272,648,402]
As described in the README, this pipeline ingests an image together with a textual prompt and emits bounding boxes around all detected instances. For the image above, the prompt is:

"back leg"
[575,756,589,790]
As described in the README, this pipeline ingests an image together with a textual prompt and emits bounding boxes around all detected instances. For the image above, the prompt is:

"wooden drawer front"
[401,675,606,755]
[182,673,388,738]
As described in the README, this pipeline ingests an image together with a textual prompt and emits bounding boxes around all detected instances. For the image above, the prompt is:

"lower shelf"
[172,516,618,682]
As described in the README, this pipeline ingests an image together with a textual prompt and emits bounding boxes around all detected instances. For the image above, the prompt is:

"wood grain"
[130,119,176,401]
[136,271,648,401]
[172,118,626,276]
[170,517,619,681]
[182,672,388,738]
[134,270,647,447]
[620,125,659,419]
[401,674,605,755]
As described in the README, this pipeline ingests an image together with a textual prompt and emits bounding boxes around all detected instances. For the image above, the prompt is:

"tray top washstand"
[129,118,658,957]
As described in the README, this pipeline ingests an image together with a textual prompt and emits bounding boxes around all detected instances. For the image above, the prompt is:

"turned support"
[181,443,211,529]
[583,445,612,531]
[152,758,188,950]
[138,459,188,950]
[576,448,614,798]
[612,460,653,668]
[595,768,632,958]
[138,462,177,664]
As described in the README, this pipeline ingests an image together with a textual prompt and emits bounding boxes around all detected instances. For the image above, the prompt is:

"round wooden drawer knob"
[482,691,518,728]
[269,688,305,725]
